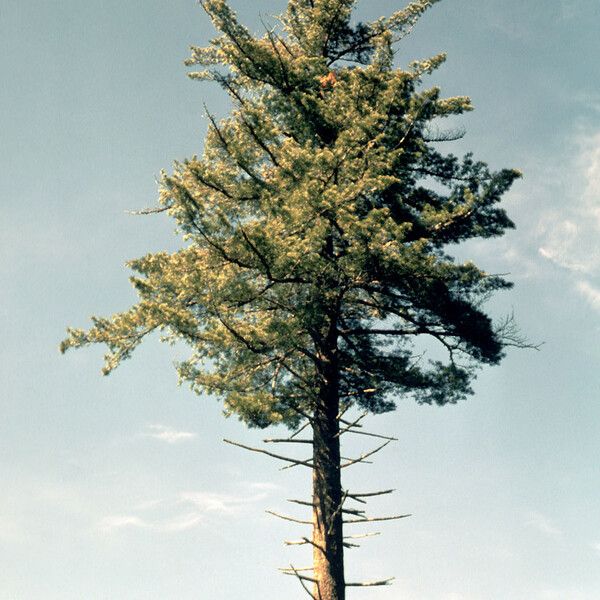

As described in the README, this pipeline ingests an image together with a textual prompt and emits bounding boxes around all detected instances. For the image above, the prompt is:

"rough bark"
[312,342,345,600]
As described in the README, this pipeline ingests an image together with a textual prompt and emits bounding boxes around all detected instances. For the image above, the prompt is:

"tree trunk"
[312,364,345,600]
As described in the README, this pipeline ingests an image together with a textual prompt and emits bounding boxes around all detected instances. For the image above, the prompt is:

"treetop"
[61,0,521,428]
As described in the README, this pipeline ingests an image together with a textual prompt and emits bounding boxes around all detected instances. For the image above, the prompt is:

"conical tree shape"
[62,1,521,598]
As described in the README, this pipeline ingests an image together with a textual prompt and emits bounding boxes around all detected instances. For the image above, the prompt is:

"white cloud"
[98,512,204,535]
[179,491,242,515]
[592,541,600,554]
[526,512,562,537]
[247,481,282,492]
[98,484,273,535]
[576,280,600,311]
[537,129,600,311]
[538,220,592,274]
[98,515,149,532]
[144,424,196,444]
[161,512,204,532]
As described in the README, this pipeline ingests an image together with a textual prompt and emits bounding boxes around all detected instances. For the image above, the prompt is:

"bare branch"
[341,440,392,468]
[266,510,312,525]
[336,404,352,421]
[344,532,381,540]
[288,499,314,508]
[348,489,395,499]
[341,508,365,516]
[285,536,328,556]
[341,429,398,442]
[284,564,318,600]
[281,454,372,472]
[346,577,396,587]
[223,439,313,468]
[327,490,349,536]
[290,421,311,439]
[280,460,313,472]
[496,311,543,350]
[339,414,366,429]
[302,537,326,554]
[344,514,411,524]
[264,438,313,444]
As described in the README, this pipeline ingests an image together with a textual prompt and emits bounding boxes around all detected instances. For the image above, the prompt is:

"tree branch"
[341,440,392,468]
[266,510,312,525]
[347,489,395,499]
[346,577,395,587]
[264,438,313,444]
[223,439,314,468]
[344,514,411,524]
[284,564,319,600]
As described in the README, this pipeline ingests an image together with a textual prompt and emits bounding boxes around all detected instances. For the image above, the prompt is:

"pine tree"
[61,1,522,598]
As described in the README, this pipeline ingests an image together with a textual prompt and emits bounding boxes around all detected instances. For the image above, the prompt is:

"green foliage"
[62,0,521,428]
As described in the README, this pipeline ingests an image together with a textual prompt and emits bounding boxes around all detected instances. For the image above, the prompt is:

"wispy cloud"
[98,484,274,535]
[178,491,260,515]
[98,515,149,532]
[537,128,600,311]
[526,512,562,537]
[144,424,196,444]
[576,280,600,311]
[246,481,281,492]
[98,511,204,534]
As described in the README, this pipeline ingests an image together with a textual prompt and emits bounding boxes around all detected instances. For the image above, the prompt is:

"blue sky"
[1,1,599,598]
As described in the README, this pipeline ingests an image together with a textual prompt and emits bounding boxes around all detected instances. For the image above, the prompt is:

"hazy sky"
[2,1,600,598]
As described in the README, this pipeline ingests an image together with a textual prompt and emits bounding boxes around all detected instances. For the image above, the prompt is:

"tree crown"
[61,0,521,428]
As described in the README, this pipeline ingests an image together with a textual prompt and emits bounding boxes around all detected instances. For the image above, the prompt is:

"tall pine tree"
[62,1,521,598]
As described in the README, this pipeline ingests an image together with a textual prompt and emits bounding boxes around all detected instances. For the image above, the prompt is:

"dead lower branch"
[344,514,411,524]
[327,490,349,536]
[285,564,318,600]
[340,429,398,442]
[264,438,313,444]
[290,421,311,439]
[285,536,327,555]
[336,413,367,435]
[341,508,365,516]
[288,499,315,508]
[266,510,312,525]
[341,440,392,468]
[346,577,395,587]
[344,532,381,540]
[281,454,372,472]
[347,489,395,500]
[223,439,314,468]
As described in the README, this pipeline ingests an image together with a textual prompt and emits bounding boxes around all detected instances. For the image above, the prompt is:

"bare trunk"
[312,365,345,600]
